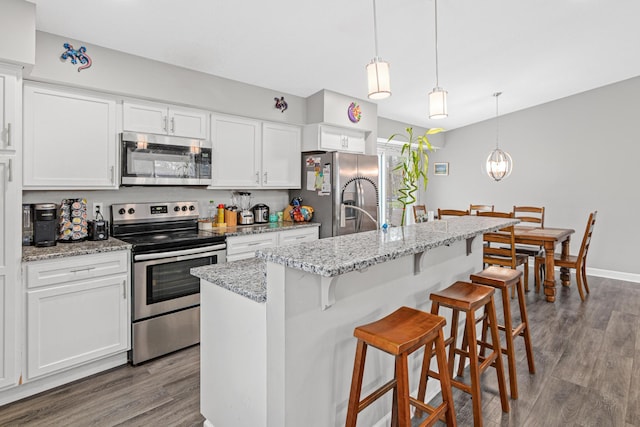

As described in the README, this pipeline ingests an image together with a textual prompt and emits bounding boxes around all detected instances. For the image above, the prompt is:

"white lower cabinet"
[226,227,318,262]
[24,251,130,380]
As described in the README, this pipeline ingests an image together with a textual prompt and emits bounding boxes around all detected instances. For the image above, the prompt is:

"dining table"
[513,226,575,302]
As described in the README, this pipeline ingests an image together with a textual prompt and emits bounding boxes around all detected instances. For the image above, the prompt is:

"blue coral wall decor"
[60,43,92,72]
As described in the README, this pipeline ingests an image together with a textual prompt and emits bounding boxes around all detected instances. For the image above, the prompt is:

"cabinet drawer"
[226,233,278,256]
[26,251,129,289]
[278,227,319,246]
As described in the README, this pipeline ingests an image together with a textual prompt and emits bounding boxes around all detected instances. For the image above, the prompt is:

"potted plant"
[388,127,443,225]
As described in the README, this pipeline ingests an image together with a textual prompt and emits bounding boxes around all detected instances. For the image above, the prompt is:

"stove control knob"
[189,205,196,211]
[181,206,187,212]
[174,206,180,212]
[118,208,126,215]
[128,208,135,215]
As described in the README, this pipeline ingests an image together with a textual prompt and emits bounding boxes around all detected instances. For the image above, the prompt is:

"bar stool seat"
[419,281,509,427]
[345,306,457,427]
[469,266,535,400]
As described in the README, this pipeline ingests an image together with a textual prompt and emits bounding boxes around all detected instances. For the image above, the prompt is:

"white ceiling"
[30,0,640,130]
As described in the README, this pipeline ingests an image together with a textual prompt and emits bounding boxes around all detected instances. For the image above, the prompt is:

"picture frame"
[434,162,449,176]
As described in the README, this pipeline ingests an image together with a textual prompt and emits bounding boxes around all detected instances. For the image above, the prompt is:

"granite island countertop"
[256,216,518,277]
[191,216,518,303]
[22,238,132,262]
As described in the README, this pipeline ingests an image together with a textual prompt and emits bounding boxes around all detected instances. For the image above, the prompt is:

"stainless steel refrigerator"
[292,152,379,239]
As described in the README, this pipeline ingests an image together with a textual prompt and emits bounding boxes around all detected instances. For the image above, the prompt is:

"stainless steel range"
[111,201,226,365]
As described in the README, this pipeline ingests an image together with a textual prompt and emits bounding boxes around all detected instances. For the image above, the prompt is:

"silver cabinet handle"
[6,123,11,147]
[170,117,175,133]
[163,116,168,132]
[110,166,115,183]
[70,266,96,273]
[255,171,260,184]
[263,172,268,184]
[122,280,127,299]
[7,159,12,182]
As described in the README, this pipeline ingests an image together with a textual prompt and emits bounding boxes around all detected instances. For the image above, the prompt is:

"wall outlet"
[92,202,104,220]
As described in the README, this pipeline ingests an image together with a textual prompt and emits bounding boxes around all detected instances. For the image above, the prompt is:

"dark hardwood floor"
[0,273,638,426]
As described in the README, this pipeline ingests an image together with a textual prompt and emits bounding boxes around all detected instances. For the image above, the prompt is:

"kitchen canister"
[269,213,278,223]
[58,198,89,242]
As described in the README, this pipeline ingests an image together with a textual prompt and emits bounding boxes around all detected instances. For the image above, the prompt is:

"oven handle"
[134,244,226,261]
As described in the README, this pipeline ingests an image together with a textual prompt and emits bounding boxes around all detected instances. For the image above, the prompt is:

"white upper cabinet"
[0,70,17,153]
[210,115,301,189]
[261,122,301,188]
[303,124,366,154]
[210,114,261,188]
[23,84,118,189]
[123,101,208,139]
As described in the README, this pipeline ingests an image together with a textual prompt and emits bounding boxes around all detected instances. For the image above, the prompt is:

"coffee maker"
[33,203,57,247]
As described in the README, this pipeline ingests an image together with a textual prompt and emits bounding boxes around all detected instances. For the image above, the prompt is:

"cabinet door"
[169,108,208,139]
[23,85,117,189]
[27,274,129,379]
[0,157,18,389]
[343,128,366,153]
[0,69,17,153]
[210,115,261,188]
[319,125,345,151]
[278,227,318,246]
[123,101,167,135]
[262,123,301,188]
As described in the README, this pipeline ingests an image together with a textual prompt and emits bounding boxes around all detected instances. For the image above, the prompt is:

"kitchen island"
[191,216,517,427]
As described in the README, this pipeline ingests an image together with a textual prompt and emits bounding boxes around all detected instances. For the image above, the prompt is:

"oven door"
[132,244,226,320]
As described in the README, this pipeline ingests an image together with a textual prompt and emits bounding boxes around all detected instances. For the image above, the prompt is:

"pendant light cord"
[495,93,499,149]
[434,0,440,87]
[372,0,380,59]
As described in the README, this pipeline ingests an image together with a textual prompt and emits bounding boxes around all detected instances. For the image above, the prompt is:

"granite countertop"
[192,258,267,303]
[201,221,319,238]
[191,216,518,303]
[256,216,518,277]
[22,238,132,262]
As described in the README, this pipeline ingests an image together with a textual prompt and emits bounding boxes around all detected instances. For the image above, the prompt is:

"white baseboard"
[586,267,640,283]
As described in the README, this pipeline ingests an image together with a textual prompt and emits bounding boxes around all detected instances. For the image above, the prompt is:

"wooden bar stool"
[418,281,509,427]
[469,266,535,400]
[345,306,457,427]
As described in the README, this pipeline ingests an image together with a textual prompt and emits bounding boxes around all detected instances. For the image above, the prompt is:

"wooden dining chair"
[513,206,545,228]
[469,204,494,215]
[478,211,529,292]
[437,209,470,218]
[534,211,597,301]
[413,204,427,222]
[512,206,546,264]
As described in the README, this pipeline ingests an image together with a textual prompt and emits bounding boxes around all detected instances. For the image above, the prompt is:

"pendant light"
[366,0,391,99]
[485,92,513,181]
[428,0,447,119]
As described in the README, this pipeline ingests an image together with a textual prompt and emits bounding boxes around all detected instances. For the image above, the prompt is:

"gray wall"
[426,76,640,275]
[26,31,306,125]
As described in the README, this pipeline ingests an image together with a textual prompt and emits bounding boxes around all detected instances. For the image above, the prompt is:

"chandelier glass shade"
[485,92,513,181]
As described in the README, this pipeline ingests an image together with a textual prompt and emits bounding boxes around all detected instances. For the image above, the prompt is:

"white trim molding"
[586,267,640,283]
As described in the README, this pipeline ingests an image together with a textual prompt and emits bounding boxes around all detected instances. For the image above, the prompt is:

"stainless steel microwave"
[120,132,212,186]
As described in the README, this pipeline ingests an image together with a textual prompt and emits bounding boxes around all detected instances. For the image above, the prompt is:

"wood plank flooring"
[0,273,638,426]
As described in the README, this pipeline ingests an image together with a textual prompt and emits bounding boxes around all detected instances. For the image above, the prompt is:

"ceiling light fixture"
[428,0,447,119]
[366,0,391,100]
[485,92,513,181]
